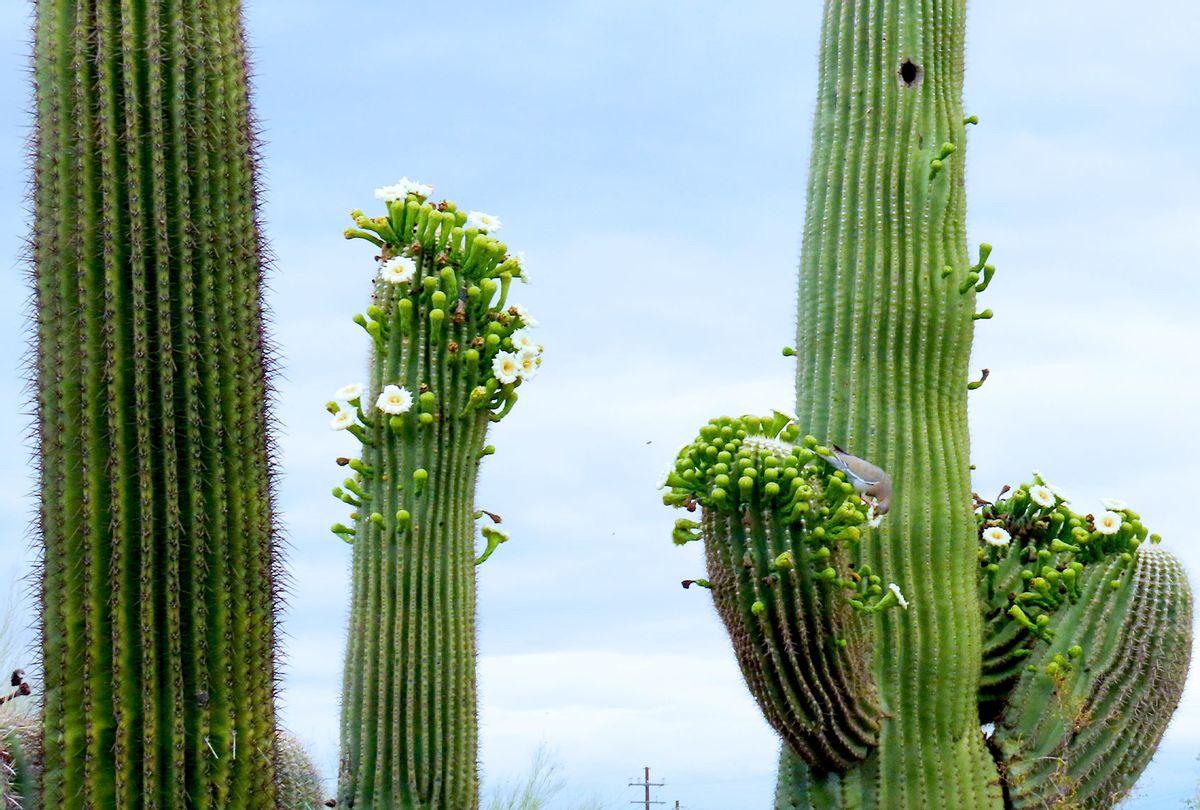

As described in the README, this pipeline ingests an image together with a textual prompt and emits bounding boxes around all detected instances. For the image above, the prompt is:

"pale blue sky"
[1,2,1198,807]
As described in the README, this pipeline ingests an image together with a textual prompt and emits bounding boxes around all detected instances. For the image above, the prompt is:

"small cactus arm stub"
[667,2,1192,809]
[332,180,539,809]
[275,731,327,810]
[2,678,40,810]
[31,1,282,807]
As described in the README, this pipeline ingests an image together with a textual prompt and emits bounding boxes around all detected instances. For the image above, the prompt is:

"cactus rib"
[31,1,281,806]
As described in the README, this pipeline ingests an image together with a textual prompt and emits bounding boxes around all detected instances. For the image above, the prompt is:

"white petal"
[375,384,413,415]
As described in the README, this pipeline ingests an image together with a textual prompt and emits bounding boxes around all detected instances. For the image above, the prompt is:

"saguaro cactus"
[2,714,39,810]
[663,4,1192,808]
[274,731,326,810]
[332,181,539,808]
[31,2,280,806]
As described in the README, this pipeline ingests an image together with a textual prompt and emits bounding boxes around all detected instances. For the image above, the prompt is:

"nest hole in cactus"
[899,58,922,86]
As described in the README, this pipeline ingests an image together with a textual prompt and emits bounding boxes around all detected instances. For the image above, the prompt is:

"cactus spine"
[333,186,538,808]
[274,731,326,810]
[666,3,1192,808]
[1,718,40,810]
[31,1,280,806]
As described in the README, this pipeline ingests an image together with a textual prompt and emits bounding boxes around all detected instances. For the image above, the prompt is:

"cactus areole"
[664,3,1192,809]
[31,1,281,807]
[333,185,539,808]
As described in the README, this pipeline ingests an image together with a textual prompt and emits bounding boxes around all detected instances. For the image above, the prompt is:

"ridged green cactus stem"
[31,1,280,806]
[992,545,1192,809]
[771,1,998,805]
[333,180,539,808]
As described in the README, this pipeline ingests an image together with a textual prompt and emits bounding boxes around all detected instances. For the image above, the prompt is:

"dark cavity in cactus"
[30,1,282,806]
[664,3,1192,808]
[334,183,538,809]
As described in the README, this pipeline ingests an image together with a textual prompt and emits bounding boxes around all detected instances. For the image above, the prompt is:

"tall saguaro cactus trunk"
[781,2,998,807]
[32,1,280,807]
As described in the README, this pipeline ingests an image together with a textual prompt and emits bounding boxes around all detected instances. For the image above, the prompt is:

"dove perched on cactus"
[822,446,892,515]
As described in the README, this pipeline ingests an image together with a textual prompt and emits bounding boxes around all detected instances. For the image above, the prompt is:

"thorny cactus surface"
[31,1,281,806]
[1,718,40,810]
[1,676,38,810]
[332,180,539,808]
[663,3,1192,808]
[274,731,326,810]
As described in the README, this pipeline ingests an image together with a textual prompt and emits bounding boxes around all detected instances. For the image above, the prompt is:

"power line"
[628,766,666,809]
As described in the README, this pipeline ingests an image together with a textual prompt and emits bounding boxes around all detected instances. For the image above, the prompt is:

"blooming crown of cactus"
[332,179,540,434]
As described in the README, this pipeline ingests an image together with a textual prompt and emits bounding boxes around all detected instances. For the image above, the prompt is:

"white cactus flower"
[1029,485,1056,509]
[741,435,793,459]
[1094,510,1122,535]
[1100,497,1128,512]
[888,583,909,610]
[375,384,413,415]
[982,526,1011,547]
[510,329,539,352]
[1047,483,1070,502]
[492,351,520,385]
[516,348,540,379]
[375,177,432,201]
[511,304,538,327]
[374,183,405,202]
[397,176,433,197]
[330,410,355,431]
[515,251,530,284]
[380,256,416,284]
[465,210,502,232]
[334,383,365,401]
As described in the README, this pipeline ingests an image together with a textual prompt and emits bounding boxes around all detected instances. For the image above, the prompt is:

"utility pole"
[627,766,665,809]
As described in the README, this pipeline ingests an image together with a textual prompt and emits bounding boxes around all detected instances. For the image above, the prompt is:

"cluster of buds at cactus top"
[976,475,1150,638]
[333,177,541,429]
[662,413,905,616]
[976,473,1155,708]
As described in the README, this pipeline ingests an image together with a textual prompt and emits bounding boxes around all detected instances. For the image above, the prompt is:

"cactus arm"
[33,1,280,806]
[703,501,882,770]
[665,418,892,771]
[992,546,1193,808]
